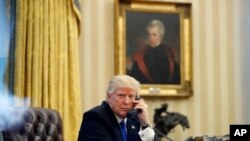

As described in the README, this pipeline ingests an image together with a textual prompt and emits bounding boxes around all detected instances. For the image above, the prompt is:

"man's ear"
[106,93,111,102]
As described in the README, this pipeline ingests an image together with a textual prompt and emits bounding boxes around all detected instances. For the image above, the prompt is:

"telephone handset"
[128,94,141,116]
[128,94,174,141]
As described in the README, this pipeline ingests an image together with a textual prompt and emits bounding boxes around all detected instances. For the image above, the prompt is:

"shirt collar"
[114,114,127,124]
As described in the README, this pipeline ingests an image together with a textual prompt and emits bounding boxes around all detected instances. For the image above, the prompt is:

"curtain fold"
[12,0,82,140]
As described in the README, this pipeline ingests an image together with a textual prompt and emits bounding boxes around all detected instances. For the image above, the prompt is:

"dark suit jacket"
[78,101,142,141]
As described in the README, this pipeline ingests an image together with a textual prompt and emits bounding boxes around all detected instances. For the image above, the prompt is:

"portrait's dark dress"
[130,43,180,84]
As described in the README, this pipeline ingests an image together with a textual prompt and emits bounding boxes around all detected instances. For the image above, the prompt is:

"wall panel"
[79,0,247,140]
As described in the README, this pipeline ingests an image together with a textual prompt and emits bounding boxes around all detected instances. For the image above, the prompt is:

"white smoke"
[0,94,30,131]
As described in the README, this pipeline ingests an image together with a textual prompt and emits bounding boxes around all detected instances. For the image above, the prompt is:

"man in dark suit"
[78,75,156,141]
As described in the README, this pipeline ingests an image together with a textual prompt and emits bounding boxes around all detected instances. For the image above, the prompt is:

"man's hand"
[133,99,151,126]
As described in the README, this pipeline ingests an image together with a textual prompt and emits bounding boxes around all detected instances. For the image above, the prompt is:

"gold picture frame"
[114,0,192,97]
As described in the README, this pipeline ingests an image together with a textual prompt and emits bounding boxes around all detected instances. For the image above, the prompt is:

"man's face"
[147,26,162,47]
[107,87,136,118]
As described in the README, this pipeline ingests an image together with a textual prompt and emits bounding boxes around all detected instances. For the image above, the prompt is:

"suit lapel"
[126,117,141,141]
[103,101,125,141]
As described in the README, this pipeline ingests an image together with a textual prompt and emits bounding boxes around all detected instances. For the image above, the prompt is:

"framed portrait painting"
[114,0,192,97]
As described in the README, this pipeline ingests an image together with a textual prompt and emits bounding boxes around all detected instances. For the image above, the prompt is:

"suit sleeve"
[77,112,112,141]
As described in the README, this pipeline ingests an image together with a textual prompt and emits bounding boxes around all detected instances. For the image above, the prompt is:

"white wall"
[241,0,250,123]
[79,0,249,140]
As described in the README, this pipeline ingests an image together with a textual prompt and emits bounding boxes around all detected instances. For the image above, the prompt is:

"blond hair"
[107,75,140,95]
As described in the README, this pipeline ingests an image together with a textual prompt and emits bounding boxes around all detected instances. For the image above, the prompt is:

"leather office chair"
[1,107,63,141]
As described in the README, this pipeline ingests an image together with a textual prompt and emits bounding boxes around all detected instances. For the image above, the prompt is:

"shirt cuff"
[138,126,155,141]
